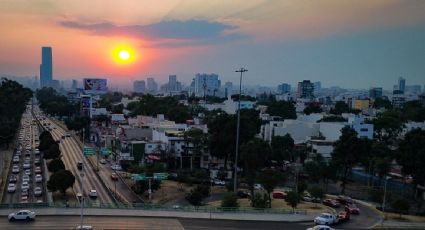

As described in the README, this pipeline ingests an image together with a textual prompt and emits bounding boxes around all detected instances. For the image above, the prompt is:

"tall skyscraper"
[146,78,158,93]
[277,83,291,94]
[297,80,314,99]
[398,77,406,93]
[224,81,233,98]
[71,79,78,90]
[313,81,321,95]
[369,87,383,99]
[191,73,221,97]
[133,80,146,93]
[40,47,53,88]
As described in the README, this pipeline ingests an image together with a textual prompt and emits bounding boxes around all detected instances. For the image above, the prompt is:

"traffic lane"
[331,202,381,229]
[179,218,311,230]
[0,216,184,230]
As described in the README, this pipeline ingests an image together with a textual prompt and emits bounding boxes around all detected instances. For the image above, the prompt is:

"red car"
[272,191,287,199]
[322,199,340,208]
[111,173,118,181]
[337,210,350,222]
[337,195,353,205]
[345,203,360,214]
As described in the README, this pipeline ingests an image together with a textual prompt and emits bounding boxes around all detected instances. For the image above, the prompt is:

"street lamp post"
[233,67,248,192]
[80,171,85,229]
[382,176,389,219]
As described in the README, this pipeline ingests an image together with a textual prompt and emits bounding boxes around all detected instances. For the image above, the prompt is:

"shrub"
[221,192,239,208]
[251,193,269,208]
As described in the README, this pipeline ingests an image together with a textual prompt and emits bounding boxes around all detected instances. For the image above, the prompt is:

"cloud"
[59,19,242,47]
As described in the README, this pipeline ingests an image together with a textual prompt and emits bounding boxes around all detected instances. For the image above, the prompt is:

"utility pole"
[233,67,248,192]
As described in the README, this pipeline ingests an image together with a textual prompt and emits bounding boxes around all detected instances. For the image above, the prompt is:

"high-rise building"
[146,78,158,93]
[313,81,321,95]
[398,77,406,93]
[165,75,182,92]
[191,73,221,97]
[40,47,53,88]
[224,82,233,98]
[369,87,383,99]
[297,80,314,99]
[133,80,146,93]
[71,80,78,90]
[277,83,291,94]
[405,85,422,94]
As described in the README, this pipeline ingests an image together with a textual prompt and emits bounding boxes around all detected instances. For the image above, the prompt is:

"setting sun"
[112,45,136,64]
[118,50,130,60]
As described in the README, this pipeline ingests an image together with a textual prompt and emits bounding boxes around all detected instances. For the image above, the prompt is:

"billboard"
[84,78,107,93]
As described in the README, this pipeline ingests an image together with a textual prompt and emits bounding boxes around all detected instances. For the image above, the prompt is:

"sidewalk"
[374,220,425,229]
[0,207,315,222]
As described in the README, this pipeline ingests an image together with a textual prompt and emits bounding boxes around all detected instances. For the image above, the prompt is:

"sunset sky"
[0,0,425,89]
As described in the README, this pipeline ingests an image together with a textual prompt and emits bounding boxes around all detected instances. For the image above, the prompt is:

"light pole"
[80,171,85,229]
[382,176,390,220]
[233,67,247,192]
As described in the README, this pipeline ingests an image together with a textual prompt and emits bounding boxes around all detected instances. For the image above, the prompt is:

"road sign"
[131,173,146,181]
[83,147,96,156]
[100,147,111,156]
[153,173,169,180]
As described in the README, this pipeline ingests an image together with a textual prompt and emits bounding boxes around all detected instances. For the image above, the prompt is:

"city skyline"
[0,1,425,89]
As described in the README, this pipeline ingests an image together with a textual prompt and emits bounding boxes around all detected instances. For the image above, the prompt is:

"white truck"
[313,213,338,225]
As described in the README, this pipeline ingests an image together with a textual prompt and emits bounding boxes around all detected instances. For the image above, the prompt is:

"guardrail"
[0,201,307,215]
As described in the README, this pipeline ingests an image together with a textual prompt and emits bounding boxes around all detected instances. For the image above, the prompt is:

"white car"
[25,169,31,176]
[35,174,43,183]
[13,156,20,163]
[21,181,30,191]
[75,225,94,230]
[307,225,335,230]
[314,213,338,225]
[22,175,30,183]
[212,179,226,186]
[23,162,31,169]
[7,183,16,193]
[111,164,122,171]
[8,210,36,221]
[89,189,98,198]
[254,183,264,190]
[34,187,42,197]
[12,165,20,173]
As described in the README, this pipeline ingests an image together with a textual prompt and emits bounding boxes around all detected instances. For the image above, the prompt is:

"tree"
[47,159,65,173]
[47,170,75,195]
[308,186,324,203]
[43,143,61,159]
[266,101,296,119]
[331,127,363,194]
[258,169,285,207]
[330,101,350,115]
[285,191,300,212]
[185,184,210,206]
[271,134,295,162]
[183,128,208,170]
[391,198,410,217]
[38,131,55,151]
[397,129,425,192]
[251,193,270,208]
[221,192,239,208]
[304,103,323,115]
[373,98,392,109]
[372,110,404,144]
[240,138,272,197]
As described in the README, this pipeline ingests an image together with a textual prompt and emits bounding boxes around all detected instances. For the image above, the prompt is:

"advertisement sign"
[84,78,108,93]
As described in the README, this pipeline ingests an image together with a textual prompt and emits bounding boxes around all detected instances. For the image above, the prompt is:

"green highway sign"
[153,173,169,180]
[131,173,146,181]
[100,147,111,156]
[83,147,96,156]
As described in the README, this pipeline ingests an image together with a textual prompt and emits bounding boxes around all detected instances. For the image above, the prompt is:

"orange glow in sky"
[111,44,136,65]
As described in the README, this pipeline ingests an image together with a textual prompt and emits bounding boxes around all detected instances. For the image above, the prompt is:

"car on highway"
[35,174,43,183]
[89,190,98,198]
[99,159,107,164]
[9,175,17,183]
[21,181,30,191]
[25,169,31,176]
[345,203,360,214]
[7,183,16,193]
[111,164,122,171]
[12,165,20,173]
[111,173,118,180]
[66,132,71,137]
[74,225,94,230]
[21,195,29,203]
[34,187,42,197]
[34,158,41,166]
[22,175,30,182]
[77,161,83,170]
[337,210,350,223]
[322,199,340,208]
[23,161,31,169]
[337,195,354,205]
[34,166,42,174]
[13,156,20,163]
[76,193,83,202]
[8,210,36,221]
[314,213,338,225]
[307,225,335,230]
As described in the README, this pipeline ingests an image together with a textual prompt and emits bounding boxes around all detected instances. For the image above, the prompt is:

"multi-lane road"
[44,117,116,206]
[2,104,46,204]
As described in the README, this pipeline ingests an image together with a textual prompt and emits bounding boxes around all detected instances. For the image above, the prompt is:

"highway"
[45,117,116,206]
[2,104,46,204]
[0,216,317,230]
